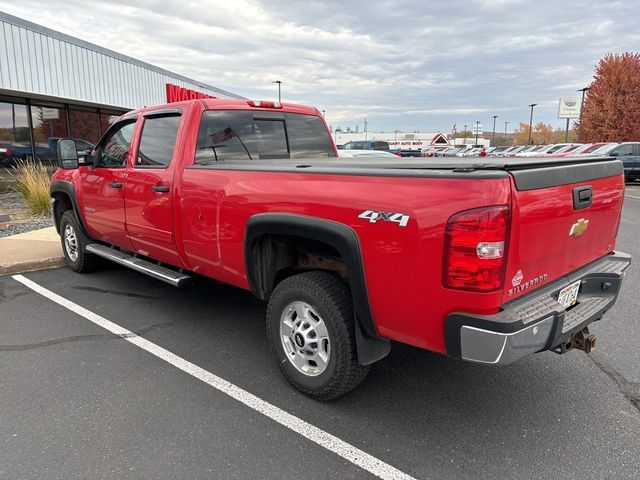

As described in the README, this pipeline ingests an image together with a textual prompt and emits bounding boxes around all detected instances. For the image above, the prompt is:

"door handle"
[151,185,170,192]
[108,181,123,189]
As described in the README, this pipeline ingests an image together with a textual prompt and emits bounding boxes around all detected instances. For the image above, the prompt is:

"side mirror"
[57,138,79,169]
[609,151,619,156]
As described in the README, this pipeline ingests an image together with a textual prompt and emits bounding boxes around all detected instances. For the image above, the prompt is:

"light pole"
[577,87,590,142]
[492,115,497,146]
[463,124,467,145]
[364,116,368,140]
[527,104,537,145]
[272,80,282,102]
[474,121,480,147]
[504,121,509,146]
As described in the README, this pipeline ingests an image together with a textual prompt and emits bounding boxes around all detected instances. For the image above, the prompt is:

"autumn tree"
[512,122,556,145]
[551,126,577,143]
[578,52,640,142]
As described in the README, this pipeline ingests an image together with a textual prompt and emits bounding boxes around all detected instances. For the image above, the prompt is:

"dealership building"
[0,11,242,163]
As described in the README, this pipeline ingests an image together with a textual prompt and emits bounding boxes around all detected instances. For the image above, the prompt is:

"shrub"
[12,158,52,217]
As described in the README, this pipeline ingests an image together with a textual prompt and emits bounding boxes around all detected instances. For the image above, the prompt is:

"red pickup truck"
[51,98,630,400]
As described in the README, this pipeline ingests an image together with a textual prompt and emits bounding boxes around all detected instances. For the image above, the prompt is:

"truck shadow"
[55,265,631,474]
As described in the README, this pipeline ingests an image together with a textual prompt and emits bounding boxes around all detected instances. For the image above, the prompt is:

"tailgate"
[503,159,624,302]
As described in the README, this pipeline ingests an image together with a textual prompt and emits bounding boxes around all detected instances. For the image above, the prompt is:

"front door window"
[96,121,136,168]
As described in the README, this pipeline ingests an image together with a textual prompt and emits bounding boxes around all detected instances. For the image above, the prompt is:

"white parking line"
[625,194,640,200]
[12,274,416,480]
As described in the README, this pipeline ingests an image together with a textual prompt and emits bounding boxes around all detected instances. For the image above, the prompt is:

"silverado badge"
[569,218,589,237]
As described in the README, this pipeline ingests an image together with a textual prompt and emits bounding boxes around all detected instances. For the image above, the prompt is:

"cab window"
[136,115,181,168]
[194,111,335,164]
[95,120,136,168]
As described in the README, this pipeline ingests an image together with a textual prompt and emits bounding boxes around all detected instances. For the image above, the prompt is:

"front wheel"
[266,271,369,401]
[59,211,100,273]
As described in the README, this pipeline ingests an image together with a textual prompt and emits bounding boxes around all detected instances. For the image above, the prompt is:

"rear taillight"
[443,206,510,292]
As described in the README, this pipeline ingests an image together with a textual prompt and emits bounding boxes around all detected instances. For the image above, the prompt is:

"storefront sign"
[166,83,217,103]
[41,107,59,120]
[558,97,581,119]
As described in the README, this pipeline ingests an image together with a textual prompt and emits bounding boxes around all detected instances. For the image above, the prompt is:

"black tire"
[266,271,369,401]
[59,210,100,273]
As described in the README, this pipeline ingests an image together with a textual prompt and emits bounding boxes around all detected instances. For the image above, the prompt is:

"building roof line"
[0,10,244,99]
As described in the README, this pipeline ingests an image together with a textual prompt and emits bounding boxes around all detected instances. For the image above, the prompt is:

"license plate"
[558,280,580,308]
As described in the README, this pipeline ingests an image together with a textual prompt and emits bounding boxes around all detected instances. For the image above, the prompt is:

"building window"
[0,101,31,166]
[31,105,68,163]
[100,111,121,137]
[69,107,100,146]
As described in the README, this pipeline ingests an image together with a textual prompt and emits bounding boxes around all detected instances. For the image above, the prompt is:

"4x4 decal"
[358,210,410,227]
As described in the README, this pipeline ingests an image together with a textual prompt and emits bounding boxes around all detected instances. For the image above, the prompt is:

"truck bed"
[188,156,621,189]
[188,155,615,173]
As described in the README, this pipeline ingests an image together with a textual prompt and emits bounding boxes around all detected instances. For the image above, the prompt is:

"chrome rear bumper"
[446,251,631,364]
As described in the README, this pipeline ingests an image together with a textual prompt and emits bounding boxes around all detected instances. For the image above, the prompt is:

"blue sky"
[2,0,638,133]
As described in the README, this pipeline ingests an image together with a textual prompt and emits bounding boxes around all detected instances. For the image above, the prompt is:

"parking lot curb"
[0,226,64,276]
[0,257,65,276]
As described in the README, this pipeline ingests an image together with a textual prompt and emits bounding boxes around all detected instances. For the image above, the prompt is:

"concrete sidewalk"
[0,226,64,275]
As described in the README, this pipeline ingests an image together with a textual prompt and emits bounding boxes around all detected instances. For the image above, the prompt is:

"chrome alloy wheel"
[280,301,330,376]
[64,223,79,262]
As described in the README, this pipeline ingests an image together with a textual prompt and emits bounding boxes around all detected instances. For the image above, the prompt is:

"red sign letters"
[166,83,217,103]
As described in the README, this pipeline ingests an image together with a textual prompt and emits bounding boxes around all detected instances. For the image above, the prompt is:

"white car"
[337,149,399,158]
[517,144,574,157]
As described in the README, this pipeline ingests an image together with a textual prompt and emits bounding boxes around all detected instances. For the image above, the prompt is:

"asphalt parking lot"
[2,184,640,480]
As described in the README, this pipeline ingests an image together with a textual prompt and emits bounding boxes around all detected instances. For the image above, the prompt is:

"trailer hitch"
[552,327,596,354]
[570,327,596,353]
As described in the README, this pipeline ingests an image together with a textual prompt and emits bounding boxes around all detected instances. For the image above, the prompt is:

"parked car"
[0,141,50,166]
[583,142,620,156]
[0,138,95,167]
[544,144,583,157]
[551,142,611,157]
[517,143,576,157]
[338,149,399,158]
[607,142,640,182]
[396,149,422,157]
[497,146,525,157]
[48,137,95,157]
[420,147,439,157]
[340,140,390,151]
[50,98,630,400]
[460,147,482,157]
[436,147,456,156]
[505,146,530,156]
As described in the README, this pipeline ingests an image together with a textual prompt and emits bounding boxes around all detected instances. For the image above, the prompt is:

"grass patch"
[11,158,53,217]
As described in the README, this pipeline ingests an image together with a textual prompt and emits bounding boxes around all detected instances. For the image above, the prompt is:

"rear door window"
[194,111,334,164]
[136,114,181,168]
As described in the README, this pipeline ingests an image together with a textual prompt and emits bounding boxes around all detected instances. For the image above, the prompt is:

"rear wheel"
[266,271,369,401]
[60,211,100,273]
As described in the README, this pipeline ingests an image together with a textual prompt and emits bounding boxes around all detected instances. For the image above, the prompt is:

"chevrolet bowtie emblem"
[570,218,589,237]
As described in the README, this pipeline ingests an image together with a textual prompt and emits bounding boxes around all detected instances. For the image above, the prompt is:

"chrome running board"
[86,243,192,287]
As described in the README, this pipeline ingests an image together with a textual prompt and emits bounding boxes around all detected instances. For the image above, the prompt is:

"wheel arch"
[245,213,390,365]
[50,180,90,240]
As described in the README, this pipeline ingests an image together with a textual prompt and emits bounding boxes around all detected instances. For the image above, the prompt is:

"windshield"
[589,143,619,155]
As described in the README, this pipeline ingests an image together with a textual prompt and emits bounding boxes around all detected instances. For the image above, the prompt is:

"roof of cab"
[124,98,321,117]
